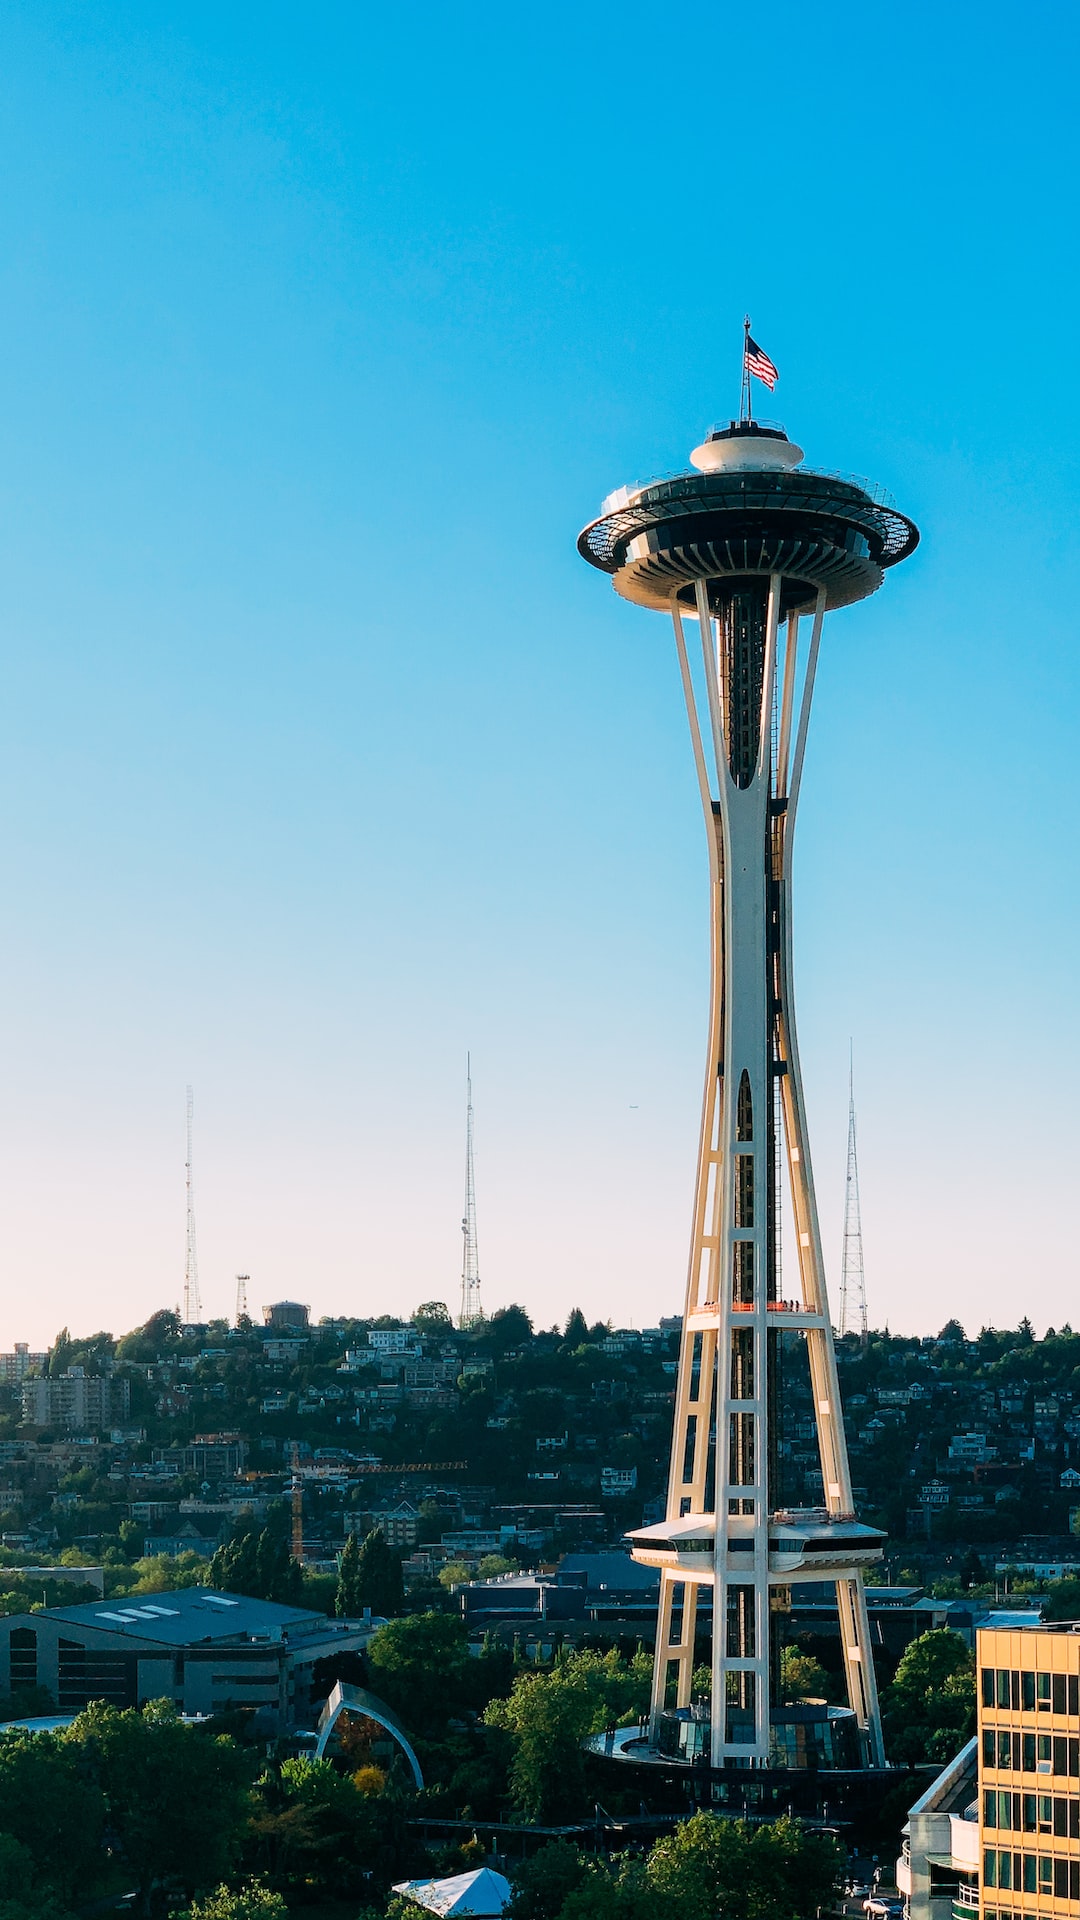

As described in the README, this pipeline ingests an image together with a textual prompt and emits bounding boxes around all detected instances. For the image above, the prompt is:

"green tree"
[438,1559,471,1590]
[0,1832,74,1920]
[645,1812,841,1920]
[563,1309,589,1347]
[778,1647,829,1702]
[882,1628,976,1763]
[1042,1576,1080,1621]
[486,1305,533,1352]
[185,1884,287,1920]
[0,1730,106,1904]
[484,1647,650,1822]
[208,1522,302,1605]
[336,1531,361,1616]
[411,1301,453,1331]
[249,1754,414,1898]
[558,1855,674,1920]
[510,1841,588,1920]
[68,1699,254,1916]
[368,1611,470,1732]
[354,1528,405,1617]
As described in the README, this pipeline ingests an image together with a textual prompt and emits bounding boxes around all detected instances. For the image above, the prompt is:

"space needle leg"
[775,585,885,1765]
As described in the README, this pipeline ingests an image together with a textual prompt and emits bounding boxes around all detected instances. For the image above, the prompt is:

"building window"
[8,1628,36,1693]
[730,1328,753,1400]
[735,1151,754,1227]
[1021,1670,1036,1710]
[726,1586,755,1659]
[732,1241,754,1307]
[736,1072,753,1142]
[729,1412,755,1487]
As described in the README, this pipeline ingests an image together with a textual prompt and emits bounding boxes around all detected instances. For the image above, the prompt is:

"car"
[864,1899,904,1919]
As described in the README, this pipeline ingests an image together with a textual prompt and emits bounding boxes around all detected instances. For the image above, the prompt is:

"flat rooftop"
[32,1586,326,1645]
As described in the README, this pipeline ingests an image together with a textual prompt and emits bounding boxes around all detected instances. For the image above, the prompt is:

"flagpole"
[743,313,752,423]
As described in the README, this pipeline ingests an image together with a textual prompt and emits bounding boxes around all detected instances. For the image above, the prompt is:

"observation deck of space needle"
[577,324,919,1783]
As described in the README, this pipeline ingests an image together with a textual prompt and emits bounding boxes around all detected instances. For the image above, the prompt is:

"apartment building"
[21,1371,130,1432]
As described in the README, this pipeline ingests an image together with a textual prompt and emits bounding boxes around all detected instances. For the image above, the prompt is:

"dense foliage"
[880,1629,976,1764]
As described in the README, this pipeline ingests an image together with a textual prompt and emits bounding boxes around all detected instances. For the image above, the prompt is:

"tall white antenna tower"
[458,1056,482,1329]
[235,1274,249,1325]
[839,1050,867,1341]
[183,1086,202,1325]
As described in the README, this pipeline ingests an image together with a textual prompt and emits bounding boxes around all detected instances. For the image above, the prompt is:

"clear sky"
[0,1,1077,1346]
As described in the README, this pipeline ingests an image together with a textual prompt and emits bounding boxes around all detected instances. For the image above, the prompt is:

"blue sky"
[0,1,1077,1344]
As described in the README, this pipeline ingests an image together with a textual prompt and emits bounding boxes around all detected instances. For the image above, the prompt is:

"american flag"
[745,335,778,391]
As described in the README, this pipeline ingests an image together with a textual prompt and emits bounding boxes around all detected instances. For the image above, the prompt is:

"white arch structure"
[314,1679,424,1789]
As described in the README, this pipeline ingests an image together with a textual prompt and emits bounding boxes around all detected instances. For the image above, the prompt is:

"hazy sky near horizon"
[0,2,1077,1347]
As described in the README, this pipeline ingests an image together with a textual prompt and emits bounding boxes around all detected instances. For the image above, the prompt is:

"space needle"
[577,328,918,1773]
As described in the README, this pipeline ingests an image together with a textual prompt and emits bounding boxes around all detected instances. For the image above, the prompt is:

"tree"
[44,1329,72,1379]
[438,1559,471,1590]
[0,1729,106,1904]
[185,1884,287,1920]
[117,1309,181,1363]
[0,1832,74,1920]
[882,1628,975,1763]
[484,1647,651,1823]
[645,1812,841,1920]
[509,1840,588,1920]
[336,1532,361,1616]
[249,1754,415,1899]
[366,1611,475,1737]
[486,1305,533,1352]
[563,1309,589,1348]
[353,1528,405,1617]
[1041,1576,1080,1622]
[778,1647,829,1702]
[412,1301,452,1331]
[68,1699,254,1915]
[208,1521,303,1605]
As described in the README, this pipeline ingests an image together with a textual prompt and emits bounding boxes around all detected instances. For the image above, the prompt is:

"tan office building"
[979,1624,1080,1919]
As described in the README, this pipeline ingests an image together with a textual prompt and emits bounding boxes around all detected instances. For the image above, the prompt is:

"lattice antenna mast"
[235,1274,249,1326]
[183,1086,202,1325]
[458,1056,482,1329]
[839,1051,867,1342]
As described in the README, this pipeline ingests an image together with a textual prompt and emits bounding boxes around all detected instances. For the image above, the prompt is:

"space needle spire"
[458,1057,482,1329]
[577,355,918,1775]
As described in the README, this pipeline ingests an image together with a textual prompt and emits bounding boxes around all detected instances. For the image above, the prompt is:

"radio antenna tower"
[839,1050,868,1342]
[235,1274,249,1325]
[458,1057,482,1329]
[183,1086,202,1325]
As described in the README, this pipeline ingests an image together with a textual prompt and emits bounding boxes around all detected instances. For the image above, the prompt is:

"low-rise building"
[897,1736,979,1920]
[0,1586,377,1730]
